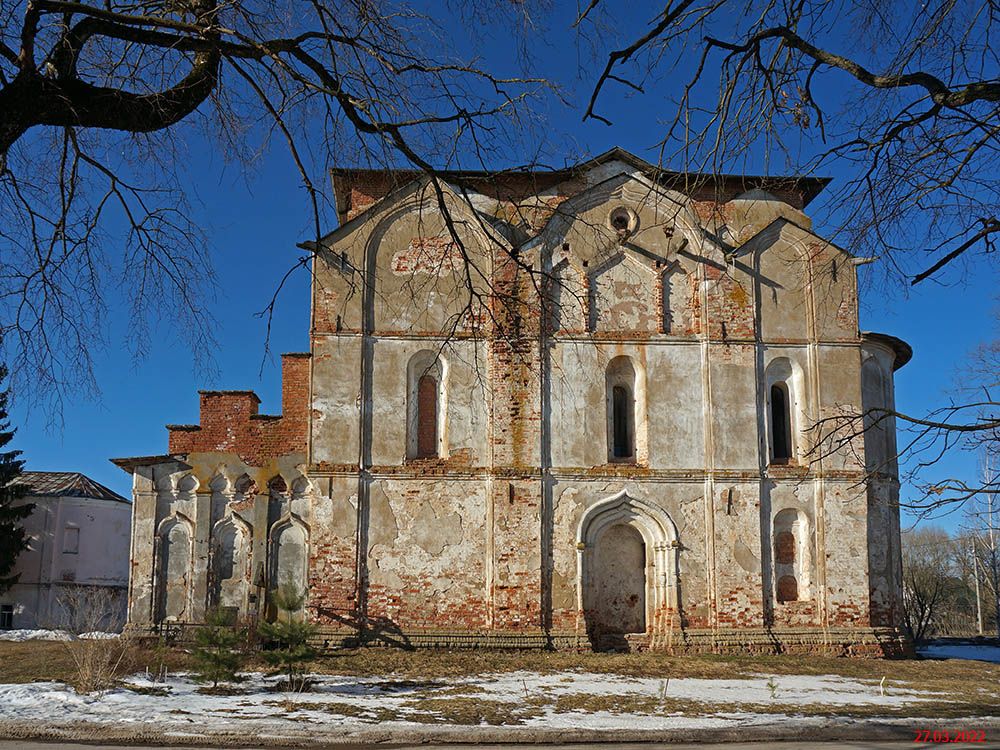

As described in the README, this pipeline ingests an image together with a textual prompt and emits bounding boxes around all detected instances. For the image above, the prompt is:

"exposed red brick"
[167,353,310,464]
[415,374,437,458]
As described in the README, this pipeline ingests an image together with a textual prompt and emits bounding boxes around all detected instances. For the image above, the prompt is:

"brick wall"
[167,353,310,465]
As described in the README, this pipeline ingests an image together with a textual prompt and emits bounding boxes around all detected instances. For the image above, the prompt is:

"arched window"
[416,373,438,458]
[770,382,793,464]
[407,351,447,459]
[765,357,802,466]
[612,385,633,459]
[606,356,644,463]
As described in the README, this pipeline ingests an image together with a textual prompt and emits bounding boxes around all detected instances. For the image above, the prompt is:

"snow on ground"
[472,670,936,707]
[0,629,73,642]
[918,643,1000,664]
[0,629,118,642]
[0,669,946,734]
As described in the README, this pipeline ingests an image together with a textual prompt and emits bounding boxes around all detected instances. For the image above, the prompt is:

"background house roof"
[18,471,130,503]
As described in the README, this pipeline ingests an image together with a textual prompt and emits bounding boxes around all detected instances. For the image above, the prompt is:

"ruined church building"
[114,148,910,654]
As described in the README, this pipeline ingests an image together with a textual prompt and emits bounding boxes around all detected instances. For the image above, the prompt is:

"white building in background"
[0,472,131,631]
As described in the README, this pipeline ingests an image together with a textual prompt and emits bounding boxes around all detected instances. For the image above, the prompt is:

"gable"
[313,179,511,335]
[735,218,859,341]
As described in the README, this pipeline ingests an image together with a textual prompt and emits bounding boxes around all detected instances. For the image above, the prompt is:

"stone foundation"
[312,625,912,657]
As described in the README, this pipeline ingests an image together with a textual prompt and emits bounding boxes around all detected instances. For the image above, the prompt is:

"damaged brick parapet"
[167,352,310,465]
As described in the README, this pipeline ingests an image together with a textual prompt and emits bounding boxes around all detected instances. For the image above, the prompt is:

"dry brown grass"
[399,696,546,725]
[0,640,193,685]
[310,646,1000,684]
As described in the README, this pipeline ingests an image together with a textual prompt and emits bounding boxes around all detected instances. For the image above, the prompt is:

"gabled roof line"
[732,215,855,260]
[324,146,831,235]
[301,174,515,253]
[329,146,830,196]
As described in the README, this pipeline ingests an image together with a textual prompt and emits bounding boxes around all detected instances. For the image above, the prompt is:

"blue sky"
[7,3,995,531]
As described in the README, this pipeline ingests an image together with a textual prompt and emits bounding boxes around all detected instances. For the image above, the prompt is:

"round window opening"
[609,207,634,233]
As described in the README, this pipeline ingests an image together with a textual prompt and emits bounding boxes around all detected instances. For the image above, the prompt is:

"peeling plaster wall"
[366,479,488,630]
[123,157,908,653]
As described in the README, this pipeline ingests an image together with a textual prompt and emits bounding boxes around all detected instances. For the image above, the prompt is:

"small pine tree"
[191,608,245,689]
[0,364,31,596]
[258,586,317,692]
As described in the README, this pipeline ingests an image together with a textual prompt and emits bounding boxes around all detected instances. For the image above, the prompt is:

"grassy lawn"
[0,640,193,685]
[2,642,997,721]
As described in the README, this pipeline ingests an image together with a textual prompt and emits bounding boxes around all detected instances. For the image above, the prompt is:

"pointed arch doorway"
[577,491,679,649]
[589,523,647,634]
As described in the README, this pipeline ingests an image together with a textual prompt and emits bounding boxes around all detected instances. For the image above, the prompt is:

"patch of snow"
[0,629,119,642]
[468,671,938,708]
[917,643,1000,664]
[0,629,73,642]
[0,668,952,736]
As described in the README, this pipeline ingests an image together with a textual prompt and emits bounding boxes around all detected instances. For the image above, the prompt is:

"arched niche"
[267,475,290,528]
[176,473,199,495]
[208,472,232,524]
[269,518,309,596]
[546,258,586,333]
[156,514,193,623]
[577,492,679,645]
[210,515,251,614]
[662,264,693,335]
[773,508,811,603]
[232,473,257,514]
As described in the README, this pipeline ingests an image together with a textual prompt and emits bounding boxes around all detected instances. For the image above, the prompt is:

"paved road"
[3,743,1000,750]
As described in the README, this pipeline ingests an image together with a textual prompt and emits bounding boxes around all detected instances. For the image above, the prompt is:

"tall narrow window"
[612,385,634,459]
[407,351,447,460]
[770,383,792,463]
[607,356,644,463]
[416,373,438,458]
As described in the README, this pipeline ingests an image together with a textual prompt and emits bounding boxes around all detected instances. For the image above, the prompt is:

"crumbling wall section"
[125,456,313,627]
[167,353,310,465]
[365,478,490,631]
